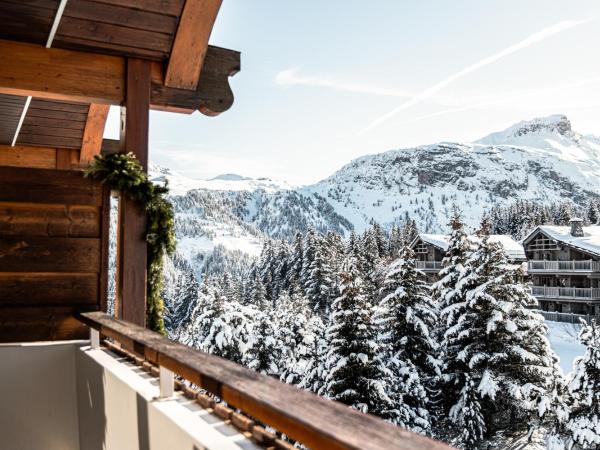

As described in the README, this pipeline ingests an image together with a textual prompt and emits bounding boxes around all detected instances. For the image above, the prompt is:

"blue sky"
[105,1,600,185]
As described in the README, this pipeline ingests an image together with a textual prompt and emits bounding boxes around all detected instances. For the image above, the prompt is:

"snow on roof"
[527,225,600,257]
[419,234,449,251]
[418,233,526,261]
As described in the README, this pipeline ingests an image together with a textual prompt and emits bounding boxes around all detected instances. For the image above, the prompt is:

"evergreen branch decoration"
[85,152,175,334]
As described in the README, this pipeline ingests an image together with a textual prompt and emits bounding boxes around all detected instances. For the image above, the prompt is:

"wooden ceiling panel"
[0,94,27,145]
[17,99,90,150]
[53,0,182,61]
[88,0,185,17]
[0,0,58,45]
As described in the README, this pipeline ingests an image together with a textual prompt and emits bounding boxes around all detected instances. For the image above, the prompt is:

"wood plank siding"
[0,167,109,342]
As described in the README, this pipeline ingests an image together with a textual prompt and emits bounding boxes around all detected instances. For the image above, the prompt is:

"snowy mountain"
[156,114,600,281]
[305,114,600,233]
[150,166,353,281]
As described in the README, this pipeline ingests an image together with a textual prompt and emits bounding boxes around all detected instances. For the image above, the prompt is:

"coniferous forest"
[165,210,600,449]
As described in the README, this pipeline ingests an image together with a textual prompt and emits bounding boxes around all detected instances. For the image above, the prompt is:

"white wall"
[0,341,81,450]
[0,341,259,450]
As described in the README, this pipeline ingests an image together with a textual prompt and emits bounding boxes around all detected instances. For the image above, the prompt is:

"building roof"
[0,1,240,167]
[523,225,600,257]
[418,233,527,261]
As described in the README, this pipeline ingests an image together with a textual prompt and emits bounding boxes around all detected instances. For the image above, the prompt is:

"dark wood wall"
[0,166,109,342]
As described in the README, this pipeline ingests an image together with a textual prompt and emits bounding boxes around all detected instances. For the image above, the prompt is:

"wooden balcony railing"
[531,286,600,300]
[415,261,443,271]
[77,312,452,450]
[528,260,600,273]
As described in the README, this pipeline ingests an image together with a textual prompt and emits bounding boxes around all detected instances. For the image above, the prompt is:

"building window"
[528,236,558,251]
[414,242,428,254]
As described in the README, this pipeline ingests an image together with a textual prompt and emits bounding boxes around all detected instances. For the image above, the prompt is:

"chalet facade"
[410,233,527,284]
[522,219,600,316]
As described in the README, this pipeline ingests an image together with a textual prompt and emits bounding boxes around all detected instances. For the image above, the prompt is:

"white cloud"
[275,68,413,98]
[361,18,593,134]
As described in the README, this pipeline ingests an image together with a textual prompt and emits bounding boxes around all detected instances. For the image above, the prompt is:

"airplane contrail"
[398,76,600,125]
[360,18,593,134]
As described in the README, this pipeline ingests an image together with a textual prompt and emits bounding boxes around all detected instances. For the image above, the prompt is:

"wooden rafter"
[165,0,222,90]
[0,39,239,115]
[79,104,110,165]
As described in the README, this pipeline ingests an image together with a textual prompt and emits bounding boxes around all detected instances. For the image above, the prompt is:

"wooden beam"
[0,144,56,169]
[153,45,240,116]
[56,149,80,170]
[0,39,239,115]
[165,0,222,90]
[116,59,150,327]
[80,104,110,166]
[0,39,124,105]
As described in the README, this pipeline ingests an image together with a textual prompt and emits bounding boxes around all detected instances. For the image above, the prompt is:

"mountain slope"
[304,115,600,233]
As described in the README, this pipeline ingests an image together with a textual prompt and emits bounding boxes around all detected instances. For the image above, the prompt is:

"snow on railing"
[528,260,600,272]
[536,310,593,325]
[531,286,600,300]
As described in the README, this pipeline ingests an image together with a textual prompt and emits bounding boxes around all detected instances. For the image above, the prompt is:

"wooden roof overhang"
[0,1,240,338]
[0,0,239,168]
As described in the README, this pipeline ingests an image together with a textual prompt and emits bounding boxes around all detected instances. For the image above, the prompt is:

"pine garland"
[85,152,175,334]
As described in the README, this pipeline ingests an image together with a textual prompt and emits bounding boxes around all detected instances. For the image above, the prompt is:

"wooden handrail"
[77,311,452,450]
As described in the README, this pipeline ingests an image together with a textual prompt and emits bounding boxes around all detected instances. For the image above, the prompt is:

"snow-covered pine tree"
[288,232,304,289]
[165,264,199,333]
[300,228,318,293]
[273,239,291,299]
[432,209,472,424]
[371,222,388,258]
[183,286,250,365]
[445,219,562,447]
[325,255,393,418]
[400,218,419,246]
[249,271,269,310]
[305,237,334,315]
[276,289,319,385]
[564,320,600,449]
[298,314,327,395]
[243,303,280,377]
[378,245,438,433]
[449,374,485,448]
[587,200,600,226]
[388,224,403,258]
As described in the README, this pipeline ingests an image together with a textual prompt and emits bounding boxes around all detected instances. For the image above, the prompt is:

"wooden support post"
[116,59,150,327]
[80,104,111,166]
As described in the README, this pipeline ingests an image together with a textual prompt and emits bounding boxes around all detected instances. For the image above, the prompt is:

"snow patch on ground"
[546,321,586,374]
